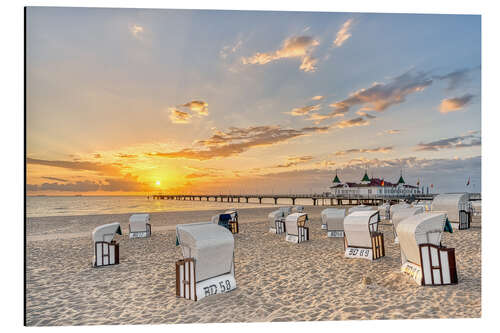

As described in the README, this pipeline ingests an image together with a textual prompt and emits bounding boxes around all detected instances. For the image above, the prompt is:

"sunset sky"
[26,7,481,195]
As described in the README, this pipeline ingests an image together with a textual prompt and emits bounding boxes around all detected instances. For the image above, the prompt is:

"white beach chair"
[211,210,239,234]
[268,209,286,234]
[92,222,122,267]
[129,213,151,238]
[278,206,292,216]
[431,193,471,230]
[391,207,424,243]
[389,203,411,219]
[175,222,236,301]
[285,213,309,243]
[471,201,481,217]
[397,212,458,286]
[321,208,346,237]
[343,210,384,260]
[347,205,374,215]
[378,203,391,221]
[292,205,304,213]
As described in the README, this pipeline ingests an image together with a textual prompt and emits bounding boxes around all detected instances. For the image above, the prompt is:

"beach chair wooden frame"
[343,211,384,260]
[401,243,458,286]
[93,240,119,267]
[458,210,471,230]
[274,218,286,234]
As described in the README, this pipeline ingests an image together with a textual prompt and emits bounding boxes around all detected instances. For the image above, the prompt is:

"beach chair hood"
[344,210,378,248]
[176,222,234,282]
[396,212,446,266]
[392,206,424,231]
[321,208,345,231]
[348,205,374,215]
[431,193,469,222]
[268,209,284,228]
[92,222,122,243]
[285,212,308,235]
[129,213,150,233]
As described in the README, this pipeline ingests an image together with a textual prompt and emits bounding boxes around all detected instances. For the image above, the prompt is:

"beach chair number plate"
[345,247,372,259]
[327,230,344,238]
[321,224,327,230]
[130,231,147,238]
[196,274,237,301]
[401,262,423,285]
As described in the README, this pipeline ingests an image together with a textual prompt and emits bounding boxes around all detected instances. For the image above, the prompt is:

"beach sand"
[26,206,481,326]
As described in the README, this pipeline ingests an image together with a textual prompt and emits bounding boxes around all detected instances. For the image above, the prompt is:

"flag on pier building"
[466,176,471,186]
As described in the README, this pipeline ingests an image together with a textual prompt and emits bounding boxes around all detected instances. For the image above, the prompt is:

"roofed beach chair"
[389,203,411,219]
[292,205,304,213]
[378,203,390,221]
[278,206,292,216]
[321,208,346,237]
[431,193,471,230]
[129,213,151,238]
[348,205,373,215]
[397,212,457,285]
[175,222,236,301]
[92,222,122,267]
[391,206,424,243]
[285,213,309,243]
[343,210,384,260]
[224,209,239,234]
[268,209,286,234]
[211,212,238,234]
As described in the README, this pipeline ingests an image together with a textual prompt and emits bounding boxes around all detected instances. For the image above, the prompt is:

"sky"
[26,7,481,195]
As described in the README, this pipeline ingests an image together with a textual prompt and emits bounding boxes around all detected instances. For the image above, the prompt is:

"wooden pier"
[147,192,480,206]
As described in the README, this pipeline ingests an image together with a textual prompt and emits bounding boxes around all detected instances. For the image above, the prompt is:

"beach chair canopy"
[285,213,308,235]
[344,210,378,248]
[92,222,122,243]
[431,193,469,222]
[390,203,411,216]
[348,205,374,215]
[321,208,345,231]
[129,213,150,232]
[392,207,424,231]
[396,212,447,265]
[268,209,284,228]
[176,222,234,282]
[278,206,292,216]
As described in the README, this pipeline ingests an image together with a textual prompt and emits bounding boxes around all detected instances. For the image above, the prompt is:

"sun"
[155,180,161,186]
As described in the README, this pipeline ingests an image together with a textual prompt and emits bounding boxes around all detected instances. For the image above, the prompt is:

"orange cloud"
[169,108,192,124]
[181,100,208,116]
[334,19,354,47]
[242,35,320,72]
[439,94,474,113]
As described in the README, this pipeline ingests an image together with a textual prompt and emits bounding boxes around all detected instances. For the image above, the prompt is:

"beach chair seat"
[175,222,236,301]
[92,222,122,267]
[431,193,471,230]
[285,213,309,243]
[397,212,458,285]
[321,208,345,237]
[343,210,384,260]
[129,213,151,238]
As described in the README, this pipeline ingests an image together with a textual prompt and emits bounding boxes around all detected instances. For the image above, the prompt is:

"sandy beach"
[25,206,481,326]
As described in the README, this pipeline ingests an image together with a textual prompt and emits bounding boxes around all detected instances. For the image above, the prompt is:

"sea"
[26,196,317,218]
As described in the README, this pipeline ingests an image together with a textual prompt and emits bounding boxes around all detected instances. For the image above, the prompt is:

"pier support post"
[274,198,278,205]
[292,198,296,205]
[312,198,317,206]
[259,197,262,204]
[245,197,249,203]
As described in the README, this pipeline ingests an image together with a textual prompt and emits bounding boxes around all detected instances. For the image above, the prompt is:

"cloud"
[329,70,433,113]
[181,100,209,116]
[27,180,101,192]
[41,176,68,182]
[287,104,321,116]
[242,35,320,72]
[311,95,324,101]
[169,108,192,124]
[416,133,481,151]
[335,146,394,156]
[185,173,210,179]
[434,67,477,91]
[332,116,370,129]
[129,24,144,38]
[115,153,138,158]
[439,94,474,113]
[26,157,122,176]
[334,19,354,47]
[355,111,376,119]
[273,156,313,168]
[378,129,401,135]
[148,125,329,160]
[220,40,243,59]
